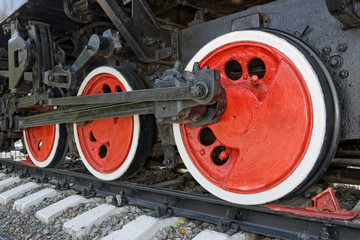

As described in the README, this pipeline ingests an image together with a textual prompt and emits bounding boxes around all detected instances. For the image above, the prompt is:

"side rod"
[16,102,154,129]
[44,85,193,106]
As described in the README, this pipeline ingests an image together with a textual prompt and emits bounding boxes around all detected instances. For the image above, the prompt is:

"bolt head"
[191,83,208,98]
[322,47,331,55]
[330,58,339,67]
[3,26,10,35]
[337,43,347,52]
[264,17,271,23]
[339,70,349,79]
[173,60,182,70]
[250,75,260,86]
[218,150,229,161]
[329,56,342,68]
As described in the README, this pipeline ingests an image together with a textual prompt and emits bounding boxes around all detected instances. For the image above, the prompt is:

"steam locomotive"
[0,0,358,205]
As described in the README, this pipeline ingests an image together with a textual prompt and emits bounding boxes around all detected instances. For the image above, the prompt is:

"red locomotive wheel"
[173,30,339,204]
[23,108,67,167]
[74,66,154,181]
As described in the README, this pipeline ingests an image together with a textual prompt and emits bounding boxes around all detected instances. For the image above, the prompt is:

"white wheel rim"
[23,124,60,168]
[73,66,140,181]
[173,30,327,205]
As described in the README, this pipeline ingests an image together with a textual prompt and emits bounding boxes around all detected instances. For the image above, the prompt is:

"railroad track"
[0,158,359,240]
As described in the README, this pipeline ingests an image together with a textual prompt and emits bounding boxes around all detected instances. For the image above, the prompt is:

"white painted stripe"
[102,215,179,240]
[63,204,123,239]
[193,230,230,240]
[0,182,39,205]
[36,195,93,224]
[0,177,21,192]
[13,188,57,213]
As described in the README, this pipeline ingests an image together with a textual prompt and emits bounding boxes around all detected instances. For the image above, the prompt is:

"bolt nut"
[264,16,271,24]
[250,75,260,86]
[163,158,174,167]
[191,82,208,98]
[192,62,200,72]
[322,47,331,55]
[339,70,349,79]
[173,60,182,70]
[337,43,347,52]
[3,26,10,35]
[192,114,201,120]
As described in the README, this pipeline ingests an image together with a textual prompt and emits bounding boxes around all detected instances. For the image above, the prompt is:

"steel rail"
[0,158,359,240]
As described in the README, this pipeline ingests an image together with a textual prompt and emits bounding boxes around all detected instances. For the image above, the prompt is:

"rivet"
[339,70,349,79]
[337,43,347,52]
[322,47,331,55]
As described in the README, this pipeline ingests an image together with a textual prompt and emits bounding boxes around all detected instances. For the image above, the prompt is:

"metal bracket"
[215,209,239,234]
[156,120,177,168]
[8,21,30,89]
[4,165,15,174]
[325,0,360,29]
[107,190,128,207]
[44,65,72,89]
[267,187,359,219]
[83,183,97,198]
[152,199,174,218]
[36,173,49,183]
[154,62,225,126]
[17,92,51,109]
[69,32,117,89]
[63,0,94,23]
[97,0,172,62]
[56,177,70,190]
[19,168,30,178]
[27,21,55,92]
[117,190,128,206]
